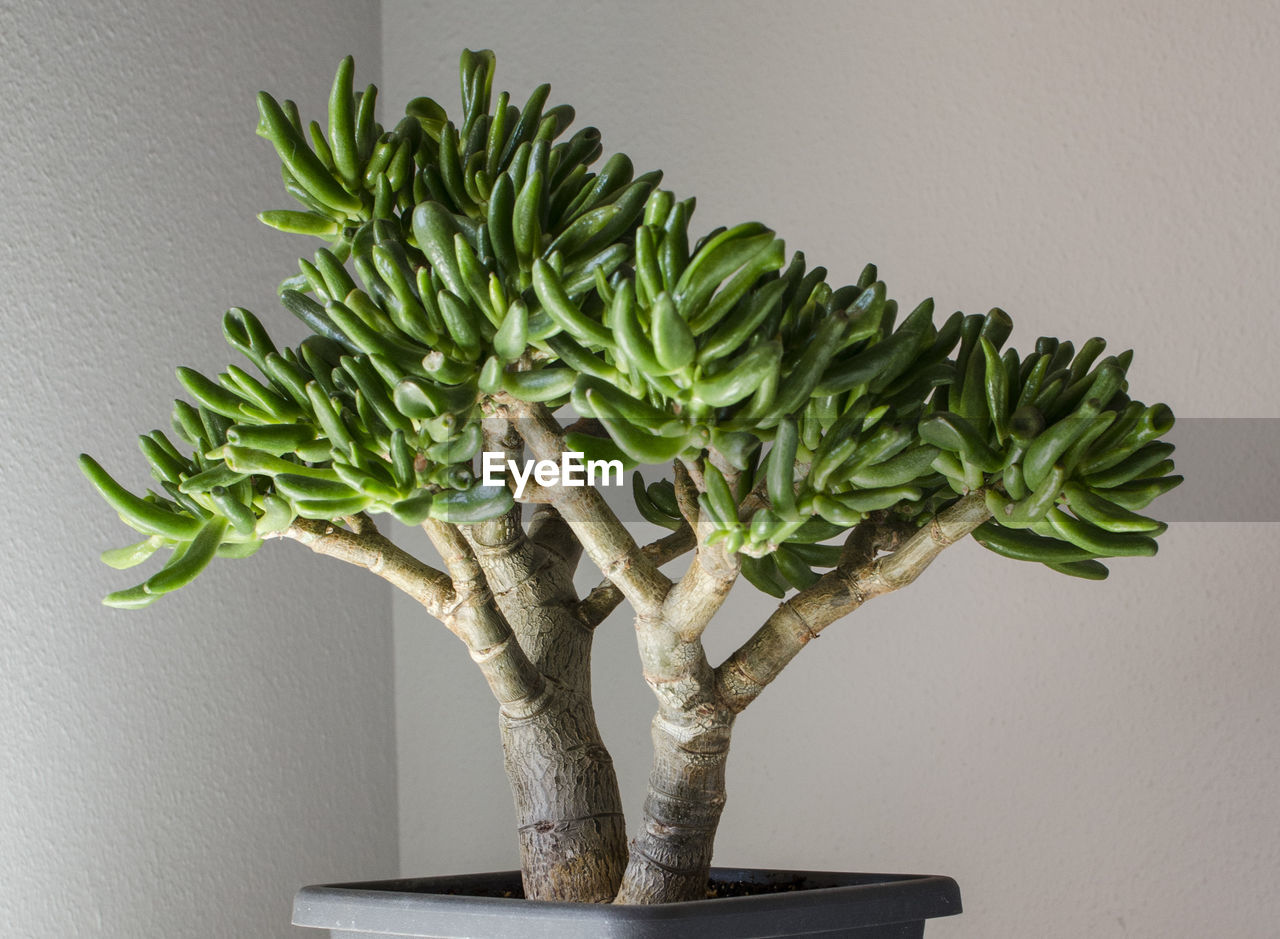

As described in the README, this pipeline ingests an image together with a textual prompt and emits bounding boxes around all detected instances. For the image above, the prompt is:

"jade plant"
[81,51,1181,905]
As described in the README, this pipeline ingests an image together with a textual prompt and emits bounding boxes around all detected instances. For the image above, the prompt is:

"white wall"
[0,3,395,937]
[385,2,1280,937]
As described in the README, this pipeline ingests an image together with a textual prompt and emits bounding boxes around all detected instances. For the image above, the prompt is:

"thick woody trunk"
[613,704,735,903]
[499,685,627,901]
[613,597,737,904]
[466,509,628,901]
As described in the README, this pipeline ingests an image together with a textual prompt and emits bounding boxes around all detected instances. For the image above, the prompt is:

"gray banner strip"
[1153,418,1277,523]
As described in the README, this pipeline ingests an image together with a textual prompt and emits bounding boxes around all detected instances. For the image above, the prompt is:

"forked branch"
[412,519,548,714]
[578,526,696,627]
[660,477,739,644]
[498,395,672,617]
[283,515,452,617]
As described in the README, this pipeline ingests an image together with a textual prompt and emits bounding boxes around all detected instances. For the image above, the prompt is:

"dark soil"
[704,878,807,899]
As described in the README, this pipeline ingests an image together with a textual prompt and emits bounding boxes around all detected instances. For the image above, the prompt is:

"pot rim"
[293,867,962,937]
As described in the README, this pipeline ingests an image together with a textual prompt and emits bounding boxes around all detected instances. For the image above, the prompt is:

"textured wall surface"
[0,3,395,937]
[385,2,1280,937]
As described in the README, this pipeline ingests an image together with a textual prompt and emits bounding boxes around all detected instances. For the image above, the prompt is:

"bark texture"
[466,501,628,901]
[613,698,735,903]
[499,688,627,901]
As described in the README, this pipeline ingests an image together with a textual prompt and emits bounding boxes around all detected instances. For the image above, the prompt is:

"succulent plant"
[81,50,1180,904]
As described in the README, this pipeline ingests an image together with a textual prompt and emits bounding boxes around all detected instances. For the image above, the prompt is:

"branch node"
[781,600,820,642]
[470,634,514,664]
[835,566,867,606]
[928,516,956,547]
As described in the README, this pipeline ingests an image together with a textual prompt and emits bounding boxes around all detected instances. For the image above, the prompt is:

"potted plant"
[79,50,1181,936]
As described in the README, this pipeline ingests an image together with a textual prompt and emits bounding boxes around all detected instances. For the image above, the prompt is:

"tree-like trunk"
[613,704,735,903]
[466,507,628,901]
[613,603,737,904]
[499,685,627,902]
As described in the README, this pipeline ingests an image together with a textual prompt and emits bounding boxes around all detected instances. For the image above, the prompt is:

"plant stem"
[459,505,630,900]
[283,515,451,616]
[498,396,672,617]
[615,496,740,902]
[578,526,696,627]
[613,698,734,904]
[715,491,992,713]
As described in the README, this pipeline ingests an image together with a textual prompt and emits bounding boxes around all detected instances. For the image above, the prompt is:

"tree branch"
[283,514,548,712]
[460,519,587,682]
[838,509,918,569]
[578,525,696,627]
[672,460,701,530]
[421,517,480,584]
[420,519,548,715]
[282,515,451,618]
[528,504,582,570]
[496,395,672,618]
[660,506,739,644]
[714,491,992,713]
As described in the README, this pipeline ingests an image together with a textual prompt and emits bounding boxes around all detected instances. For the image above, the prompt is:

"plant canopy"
[80,50,1181,905]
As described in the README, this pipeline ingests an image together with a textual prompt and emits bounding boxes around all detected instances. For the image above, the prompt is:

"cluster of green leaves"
[82,49,1180,608]
[678,314,1181,595]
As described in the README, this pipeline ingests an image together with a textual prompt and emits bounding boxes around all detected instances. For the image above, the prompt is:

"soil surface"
[703,878,806,899]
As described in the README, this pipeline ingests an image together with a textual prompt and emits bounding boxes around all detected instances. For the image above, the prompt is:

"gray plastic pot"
[292,867,961,938]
